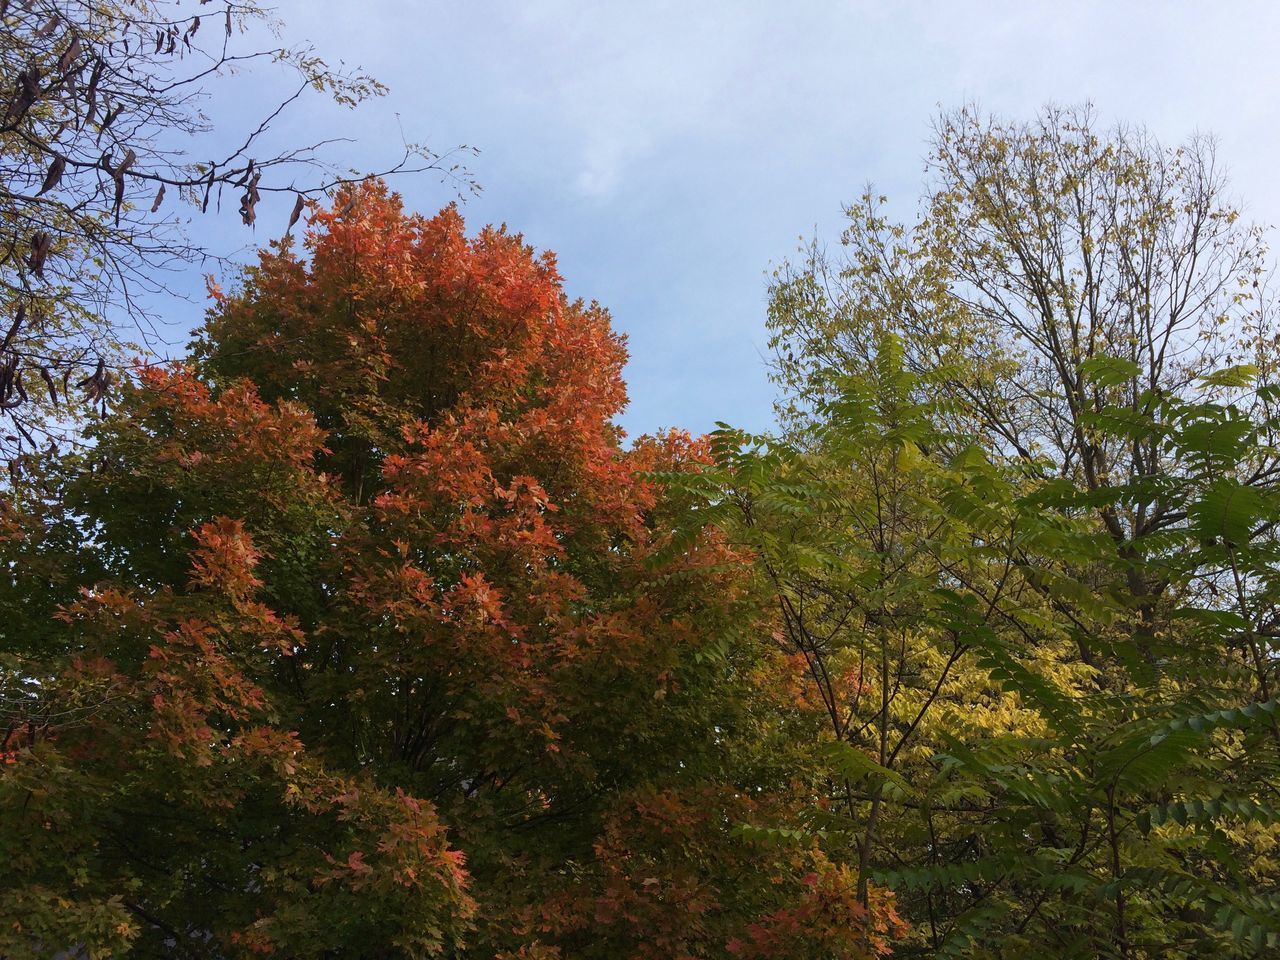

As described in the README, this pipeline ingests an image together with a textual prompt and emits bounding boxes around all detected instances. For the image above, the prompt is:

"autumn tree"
[769,104,1280,748]
[1,183,904,958]
[0,0,473,469]
[0,371,476,958]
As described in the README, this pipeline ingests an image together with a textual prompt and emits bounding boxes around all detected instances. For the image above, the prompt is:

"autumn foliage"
[0,183,901,958]
[8,105,1280,959]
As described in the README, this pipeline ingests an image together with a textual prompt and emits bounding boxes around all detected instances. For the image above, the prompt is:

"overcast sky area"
[173,1,1280,439]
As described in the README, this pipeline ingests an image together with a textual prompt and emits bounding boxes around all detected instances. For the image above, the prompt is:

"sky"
[175,0,1280,439]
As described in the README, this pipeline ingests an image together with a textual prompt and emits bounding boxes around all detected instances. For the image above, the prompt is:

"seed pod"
[56,36,82,77]
[26,233,51,278]
[37,155,65,195]
[5,66,42,124]
[286,193,306,234]
[238,171,261,226]
[38,366,58,407]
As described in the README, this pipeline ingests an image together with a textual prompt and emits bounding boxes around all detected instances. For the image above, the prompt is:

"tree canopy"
[4,103,1280,959]
[0,182,904,959]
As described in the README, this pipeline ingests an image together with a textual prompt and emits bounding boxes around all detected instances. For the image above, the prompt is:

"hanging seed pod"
[26,232,51,278]
[56,35,82,76]
[5,66,42,124]
[238,171,261,226]
[38,366,58,407]
[38,155,65,195]
[286,193,306,234]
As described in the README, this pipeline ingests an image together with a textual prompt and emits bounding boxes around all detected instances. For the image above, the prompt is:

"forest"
[3,3,1280,959]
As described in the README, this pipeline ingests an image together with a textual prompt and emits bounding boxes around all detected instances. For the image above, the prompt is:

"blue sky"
[178,1,1280,439]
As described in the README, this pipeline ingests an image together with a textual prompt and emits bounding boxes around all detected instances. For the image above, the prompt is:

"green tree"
[683,339,1280,956]
[689,105,1280,956]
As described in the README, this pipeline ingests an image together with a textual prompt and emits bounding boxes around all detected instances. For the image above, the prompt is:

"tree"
[0,371,476,958]
[676,340,1065,952]
[692,104,1280,956]
[769,102,1280,734]
[1,183,905,958]
[770,103,1276,482]
[685,334,1280,956]
[0,0,474,470]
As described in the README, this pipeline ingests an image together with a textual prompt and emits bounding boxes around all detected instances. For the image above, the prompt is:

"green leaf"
[1177,416,1253,466]
[821,740,917,797]
[1198,364,1259,389]
[1079,354,1141,388]
[1189,480,1264,546]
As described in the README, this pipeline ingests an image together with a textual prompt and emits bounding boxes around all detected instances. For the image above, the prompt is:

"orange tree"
[0,182,905,958]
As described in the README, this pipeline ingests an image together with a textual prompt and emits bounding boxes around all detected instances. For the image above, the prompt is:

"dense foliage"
[4,105,1280,959]
[0,183,901,958]
[736,106,1280,956]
